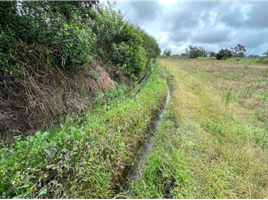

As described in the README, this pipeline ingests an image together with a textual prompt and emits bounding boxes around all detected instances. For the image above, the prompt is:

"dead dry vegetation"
[125,58,268,199]
[0,59,130,144]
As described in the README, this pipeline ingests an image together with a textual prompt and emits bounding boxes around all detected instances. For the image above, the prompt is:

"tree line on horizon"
[163,44,268,60]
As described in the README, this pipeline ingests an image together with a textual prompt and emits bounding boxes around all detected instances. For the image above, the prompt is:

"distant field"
[126,58,268,198]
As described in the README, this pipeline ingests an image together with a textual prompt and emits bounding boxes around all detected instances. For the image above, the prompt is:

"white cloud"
[114,1,268,55]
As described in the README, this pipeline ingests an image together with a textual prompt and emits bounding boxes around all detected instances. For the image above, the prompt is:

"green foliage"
[231,44,246,57]
[236,52,246,57]
[257,58,268,64]
[263,49,268,58]
[163,49,172,57]
[0,1,94,73]
[139,28,161,60]
[53,23,91,70]
[216,49,232,60]
[0,1,160,76]
[105,84,128,101]
[91,3,159,76]
[185,45,207,58]
[209,51,216,57]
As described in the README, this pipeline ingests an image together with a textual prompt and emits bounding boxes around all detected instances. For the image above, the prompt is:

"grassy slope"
[127,58,268,198]
[0,64,168,198]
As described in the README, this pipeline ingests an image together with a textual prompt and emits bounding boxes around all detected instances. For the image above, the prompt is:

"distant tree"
[163,48,171,57]
[231,44,246,57]
[185,45,207,58]
[237,52,245,57]
[263,49,268,58]
[209,51,216,57]
[185,48,189,56]
[216,49,232,60]
[248,54,260,58]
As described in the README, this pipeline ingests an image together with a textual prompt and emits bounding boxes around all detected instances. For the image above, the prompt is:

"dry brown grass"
[0,60,116,144]
[163,58,268,198]
[127,58,268,198]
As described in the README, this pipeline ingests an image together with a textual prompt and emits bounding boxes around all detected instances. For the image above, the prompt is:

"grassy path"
[126,58,268,198]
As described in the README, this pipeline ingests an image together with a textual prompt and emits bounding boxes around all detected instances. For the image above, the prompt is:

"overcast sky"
[110,1,268,56]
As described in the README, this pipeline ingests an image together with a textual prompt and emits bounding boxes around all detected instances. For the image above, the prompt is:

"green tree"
[163,48,171,57]
[91,3,160,76]
[209,51,216,57]
[263,49,268,58]
[185,45,207,58]
[216,49,232,60]
[231,44,246,57]
[237,52,246,57]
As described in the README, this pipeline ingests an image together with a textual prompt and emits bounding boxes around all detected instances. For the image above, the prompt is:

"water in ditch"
[118,85,171,195]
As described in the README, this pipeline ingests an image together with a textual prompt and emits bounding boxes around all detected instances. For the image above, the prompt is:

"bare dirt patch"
[0,61,122,144]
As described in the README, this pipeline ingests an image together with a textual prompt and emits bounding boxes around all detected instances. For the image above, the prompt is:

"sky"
[108,0,268,56]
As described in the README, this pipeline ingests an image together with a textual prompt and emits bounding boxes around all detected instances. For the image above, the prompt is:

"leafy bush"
[91,3,159,76]
[256,58,268,64]
[0,1,95,73]
[139,28,161,61]
[0,1,160,77]
[216,49,232,60]
[52,23,92,70]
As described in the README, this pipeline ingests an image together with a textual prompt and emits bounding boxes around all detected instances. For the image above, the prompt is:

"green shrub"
[0,1,94,73]
[91,3,159,76]
[0,1,160,76]
[52,23,92,70]
[216,49,232,60]
[257,58,268,64]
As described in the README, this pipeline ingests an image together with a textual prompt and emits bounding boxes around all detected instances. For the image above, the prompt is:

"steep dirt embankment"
[0,61,129,144]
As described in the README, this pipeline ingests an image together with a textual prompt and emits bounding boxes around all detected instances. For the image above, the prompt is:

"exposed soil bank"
[0,61,129,144]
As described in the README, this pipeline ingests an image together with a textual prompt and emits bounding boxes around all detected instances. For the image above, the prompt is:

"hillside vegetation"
[0,64,168,198]
[0,1,160,143]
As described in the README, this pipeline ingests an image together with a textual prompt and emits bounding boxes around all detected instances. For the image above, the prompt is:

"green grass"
[197,57,209,60]
[0,64,168,198]
[227,58,258,64]
[125,59,268,199]
[257,58,268,65]
[226,58,268,65]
